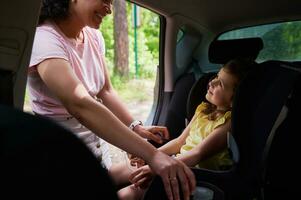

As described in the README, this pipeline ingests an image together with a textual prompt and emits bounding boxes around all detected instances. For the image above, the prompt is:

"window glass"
[25,3,160,126]
[103,3,160,165]
[177,29,185,43]
[218,21,301,62]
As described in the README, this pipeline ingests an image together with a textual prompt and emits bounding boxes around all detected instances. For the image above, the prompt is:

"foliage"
[100,2,159,82]
[259,22,301,61]
[111,75,154,102]
[99,14,114,74]
[220,21,301,62]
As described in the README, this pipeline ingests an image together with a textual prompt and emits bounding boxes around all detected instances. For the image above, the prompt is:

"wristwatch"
[129,120,143,130]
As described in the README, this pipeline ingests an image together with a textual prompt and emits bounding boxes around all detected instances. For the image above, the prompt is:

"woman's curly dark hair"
[39,0,70,25]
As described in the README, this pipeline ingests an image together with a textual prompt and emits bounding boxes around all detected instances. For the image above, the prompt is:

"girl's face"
[70,0,112,29]
[205,68,238,111]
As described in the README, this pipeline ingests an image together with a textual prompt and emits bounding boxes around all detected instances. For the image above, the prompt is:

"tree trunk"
[113,0,129,77]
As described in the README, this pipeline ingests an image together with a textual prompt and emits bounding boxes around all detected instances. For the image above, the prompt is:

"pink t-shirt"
[28,21,106,118]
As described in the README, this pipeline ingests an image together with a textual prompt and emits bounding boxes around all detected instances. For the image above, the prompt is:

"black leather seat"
[186,72,216,122]
[1,105,119,199]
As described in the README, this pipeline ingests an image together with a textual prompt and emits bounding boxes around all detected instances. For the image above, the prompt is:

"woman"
[27,0,195,200]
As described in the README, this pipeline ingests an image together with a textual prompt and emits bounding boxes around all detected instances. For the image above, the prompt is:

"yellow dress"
[178,102,232,170]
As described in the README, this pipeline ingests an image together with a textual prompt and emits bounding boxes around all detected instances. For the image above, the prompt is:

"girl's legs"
[118,184,145,200]
[109,161,146,200]
[109,162,133,186]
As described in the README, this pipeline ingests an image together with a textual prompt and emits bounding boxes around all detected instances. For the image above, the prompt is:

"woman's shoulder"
[35,21,65,42]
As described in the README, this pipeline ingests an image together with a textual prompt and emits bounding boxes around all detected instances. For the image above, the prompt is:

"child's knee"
[118,185,145,200]
[108,162,132,186]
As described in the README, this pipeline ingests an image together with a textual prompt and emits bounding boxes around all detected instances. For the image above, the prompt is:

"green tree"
[99,14,114,72]
[101,2,160,80]
[259,22,301,60]
[127,5,159,78]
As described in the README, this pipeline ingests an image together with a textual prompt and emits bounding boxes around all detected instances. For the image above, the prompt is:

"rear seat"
[263,61,301,199]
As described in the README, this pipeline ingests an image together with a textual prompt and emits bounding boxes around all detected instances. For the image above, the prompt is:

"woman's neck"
[54,18,84,40]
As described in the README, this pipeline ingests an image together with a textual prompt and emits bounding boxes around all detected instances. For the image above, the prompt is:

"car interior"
[132,0,301,199]
[1,0,301,199]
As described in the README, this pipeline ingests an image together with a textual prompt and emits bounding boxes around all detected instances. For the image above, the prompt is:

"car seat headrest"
[209,37,263,64]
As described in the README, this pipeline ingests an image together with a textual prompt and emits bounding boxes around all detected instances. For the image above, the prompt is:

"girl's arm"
[176,120,231,167]
[158,113,199,155]
[158,121,191,155]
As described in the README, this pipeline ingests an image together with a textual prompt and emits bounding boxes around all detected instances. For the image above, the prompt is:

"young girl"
[118,58,254,199]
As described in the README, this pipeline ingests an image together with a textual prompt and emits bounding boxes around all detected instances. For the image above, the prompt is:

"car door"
[0,0,41,109]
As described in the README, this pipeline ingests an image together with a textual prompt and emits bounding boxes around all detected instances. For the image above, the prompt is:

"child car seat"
[186,37,263,122]
[144,59,300,200]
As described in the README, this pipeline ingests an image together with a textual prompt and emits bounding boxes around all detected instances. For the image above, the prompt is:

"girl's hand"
[128,154,145,168]
[134,125,169,144]
[129,165,154,189]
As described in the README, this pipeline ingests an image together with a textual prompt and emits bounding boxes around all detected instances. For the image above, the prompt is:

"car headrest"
[209,38,263,64]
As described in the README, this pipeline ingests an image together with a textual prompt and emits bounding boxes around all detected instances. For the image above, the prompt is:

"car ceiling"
[131,0,301,33]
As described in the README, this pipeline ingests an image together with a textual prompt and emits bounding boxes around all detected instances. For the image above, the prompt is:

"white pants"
[53,116,112,169]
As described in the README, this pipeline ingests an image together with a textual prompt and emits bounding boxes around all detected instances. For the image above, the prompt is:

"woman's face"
[205,68,238,111]
[70,0,112,29]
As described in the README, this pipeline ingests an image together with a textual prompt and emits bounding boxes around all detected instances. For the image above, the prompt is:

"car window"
[177,28,185,43]
[218,21,301,62]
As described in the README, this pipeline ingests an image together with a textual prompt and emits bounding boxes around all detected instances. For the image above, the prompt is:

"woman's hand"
[149,151,196,200]
[133,125,169,144]
[130,165,154,189]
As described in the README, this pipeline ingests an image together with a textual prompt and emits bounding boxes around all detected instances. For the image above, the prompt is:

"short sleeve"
[29,28,68,68]
[194,101,208,116]
[224,111,231,121]
[213,111,232,129]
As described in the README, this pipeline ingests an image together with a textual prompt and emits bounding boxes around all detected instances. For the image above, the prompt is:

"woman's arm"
[37,58,195,200]
[176,120,231,167]
[37,58,154,161]
[96,57,133,126]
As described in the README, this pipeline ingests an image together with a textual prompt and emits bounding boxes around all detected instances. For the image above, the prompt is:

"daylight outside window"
[219,21,301,62]
[25,3,160,125]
